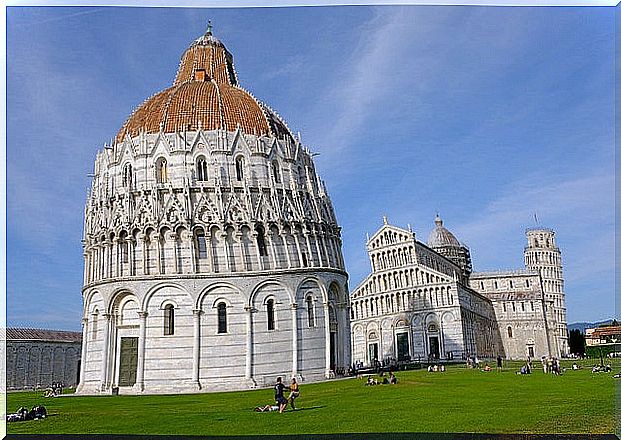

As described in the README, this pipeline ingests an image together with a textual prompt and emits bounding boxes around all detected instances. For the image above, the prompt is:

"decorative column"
[282,230,292,269]
[235,231,245,272]
[107,240,113,278]
[314,229,325,267]
[292,231,304,268]
[337,302,349,370]
[83,252,89,285]
[220,231,230,272]
[192,309,202,388]
[168,231,179,274]
[100,313,111,391]
[113,238,120,278]
[130,237,137,276]
[244,307,255,386]
[252,232,264,271]
[155,234,163,274]
[303,231,315,267]
[135,311,148,392]
[205,234,213,272]
[140,234,148,275]
[291,303,298,376]
[324,303,331,378]
[267,230,279,269]
[77,317,89,391]
[318,231,332,266]
[187,231,196,274]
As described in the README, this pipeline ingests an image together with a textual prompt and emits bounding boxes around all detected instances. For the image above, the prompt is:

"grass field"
[7,360,620,435]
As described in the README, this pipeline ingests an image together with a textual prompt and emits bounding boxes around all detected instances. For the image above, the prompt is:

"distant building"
[7,328,82,390]
[585,326,621,347]
[350,216,568,364]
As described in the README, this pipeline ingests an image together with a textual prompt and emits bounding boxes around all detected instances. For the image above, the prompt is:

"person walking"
[496,355,503,371]
[288,377,300,410]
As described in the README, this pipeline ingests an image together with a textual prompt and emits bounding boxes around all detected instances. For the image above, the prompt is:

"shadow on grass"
[289,406,324,412]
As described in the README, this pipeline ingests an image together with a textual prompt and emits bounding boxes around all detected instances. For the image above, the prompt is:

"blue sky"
[6,5,614,330]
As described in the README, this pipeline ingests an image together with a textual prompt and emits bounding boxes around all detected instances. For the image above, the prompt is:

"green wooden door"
[118,337,138,386]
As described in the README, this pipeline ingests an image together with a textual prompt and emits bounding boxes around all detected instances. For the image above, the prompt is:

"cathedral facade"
[350,217,567,365]
[77,27,350,395]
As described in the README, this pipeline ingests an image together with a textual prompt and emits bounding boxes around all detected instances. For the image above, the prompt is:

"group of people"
[427,364,445,372]
[365,371,398,385]
[42,382,64,398]
[7,406,47,423]
[541,356,563,375]
[591,364,613,373]
[255,377,300,413]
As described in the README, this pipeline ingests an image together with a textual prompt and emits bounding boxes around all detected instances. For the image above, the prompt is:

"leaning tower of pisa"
[524,228,568,356]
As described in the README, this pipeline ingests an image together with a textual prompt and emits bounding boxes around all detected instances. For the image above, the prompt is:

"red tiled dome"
[115,28,290,143]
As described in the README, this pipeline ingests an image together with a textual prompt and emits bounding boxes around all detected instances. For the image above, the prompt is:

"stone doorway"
[429,336,440,359]
[397,332,410,361]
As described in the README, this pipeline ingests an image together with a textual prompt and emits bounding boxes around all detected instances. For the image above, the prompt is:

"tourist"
[288,377,300,410]
[389,372,397,384]
[474,356,480,368]
[254,404,280,412]
[274,377,289,413]
[483,364,492,372]
[496,355,503,371]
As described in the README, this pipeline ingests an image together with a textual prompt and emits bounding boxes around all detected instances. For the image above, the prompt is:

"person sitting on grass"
[254,404,280,412]
[42,388,57,398]
[483,364,492,372]
[365,376,378,385]
[389,372,397,384]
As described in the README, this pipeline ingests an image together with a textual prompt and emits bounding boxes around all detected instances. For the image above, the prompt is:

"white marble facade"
[351,218,568,365]
[77,28,350,395]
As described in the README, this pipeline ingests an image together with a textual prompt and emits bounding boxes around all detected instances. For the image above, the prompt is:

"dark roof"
[7,328,82,343]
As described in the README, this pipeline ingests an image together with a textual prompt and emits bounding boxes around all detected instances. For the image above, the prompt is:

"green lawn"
[7,360,620,435]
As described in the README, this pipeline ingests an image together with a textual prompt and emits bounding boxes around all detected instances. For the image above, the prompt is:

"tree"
[569,329,586,355]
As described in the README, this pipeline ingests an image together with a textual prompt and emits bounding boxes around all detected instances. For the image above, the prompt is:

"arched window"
[521,302,525,312]
[256,226,268,257]
[525,279,530,288]
[235,156,244,181]
[196,229,207,259]
[507,326,513,338]
[306,296,315,328]
[164,304,175,335]
[267,298,275,330]
[272,160,281,183]
[156,158,168,183]
[120,240,129,264]
[196,156,208,181]
[217,302,227,334]
[122,163,132,188]
[502,302,506,313]
[91,311,99,341]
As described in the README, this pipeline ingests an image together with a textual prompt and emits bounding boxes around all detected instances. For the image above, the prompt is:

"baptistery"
[77,25,350,394]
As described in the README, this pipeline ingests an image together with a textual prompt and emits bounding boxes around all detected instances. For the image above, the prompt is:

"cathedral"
[350,216,568,366]
[77,26,350,395]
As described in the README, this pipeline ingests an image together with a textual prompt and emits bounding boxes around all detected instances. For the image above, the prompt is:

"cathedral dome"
[427,215,461,248]
[115,26,292,142]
